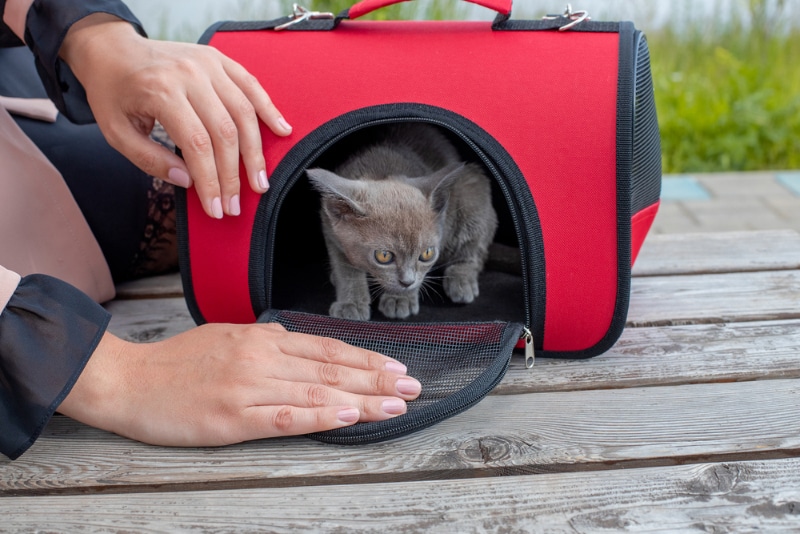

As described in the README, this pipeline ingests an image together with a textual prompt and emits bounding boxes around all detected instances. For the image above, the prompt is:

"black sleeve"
[23,0,147,124]
[0,274,110,460]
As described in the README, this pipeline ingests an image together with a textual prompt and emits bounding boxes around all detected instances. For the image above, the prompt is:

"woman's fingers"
[61,18,292,219]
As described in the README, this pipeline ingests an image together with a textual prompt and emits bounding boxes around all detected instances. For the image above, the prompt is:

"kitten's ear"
[416,162,466,214]
[306,168,367,220]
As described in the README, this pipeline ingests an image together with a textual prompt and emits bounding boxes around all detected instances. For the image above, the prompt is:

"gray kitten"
[306,123,498,321]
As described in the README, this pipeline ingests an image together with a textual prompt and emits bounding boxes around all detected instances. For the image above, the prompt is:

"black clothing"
[0,0,146,460]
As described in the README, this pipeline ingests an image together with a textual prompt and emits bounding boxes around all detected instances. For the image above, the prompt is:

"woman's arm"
[2,0,291,219]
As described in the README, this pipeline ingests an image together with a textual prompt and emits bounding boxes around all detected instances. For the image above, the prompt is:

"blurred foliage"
[648,0,800,172]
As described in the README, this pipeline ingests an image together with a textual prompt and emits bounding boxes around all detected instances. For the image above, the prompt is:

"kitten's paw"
[330,301,371,321]
[379,293,420,319]
[444,266,480,304]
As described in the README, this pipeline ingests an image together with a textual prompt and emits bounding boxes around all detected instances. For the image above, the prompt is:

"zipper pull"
[521,327,535,369]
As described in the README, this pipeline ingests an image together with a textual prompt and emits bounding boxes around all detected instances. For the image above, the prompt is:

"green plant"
[648,0,800,172]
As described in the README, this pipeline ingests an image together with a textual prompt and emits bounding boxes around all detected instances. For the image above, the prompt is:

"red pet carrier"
[176,1,661,443]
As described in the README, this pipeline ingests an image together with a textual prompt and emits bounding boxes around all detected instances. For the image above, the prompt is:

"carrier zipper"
[521,327,535,368]
[263,114,538,350]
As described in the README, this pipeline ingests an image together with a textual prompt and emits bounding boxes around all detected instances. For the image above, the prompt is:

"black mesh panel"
[258,309,523,444]
[631,33,662,213]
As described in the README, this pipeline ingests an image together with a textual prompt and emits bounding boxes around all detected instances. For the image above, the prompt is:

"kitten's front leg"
[328,248,372,321]
[443,263,481,303]
[379,290,420,319]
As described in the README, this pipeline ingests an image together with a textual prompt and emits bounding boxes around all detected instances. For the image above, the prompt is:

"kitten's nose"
[398,271,415,288]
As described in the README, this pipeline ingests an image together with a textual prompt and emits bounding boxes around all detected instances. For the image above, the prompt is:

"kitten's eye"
[374,250,395,264]
[419,247,435,262]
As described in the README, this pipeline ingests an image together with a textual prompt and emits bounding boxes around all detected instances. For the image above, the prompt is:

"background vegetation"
[646,0,800,173]
[153,0,800,174]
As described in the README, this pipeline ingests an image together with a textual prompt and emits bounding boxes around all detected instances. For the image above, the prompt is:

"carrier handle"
[341,0,513,21]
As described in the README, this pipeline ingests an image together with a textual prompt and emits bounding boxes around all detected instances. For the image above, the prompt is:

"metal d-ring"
[274,3,334,31]
[542,4,591,31]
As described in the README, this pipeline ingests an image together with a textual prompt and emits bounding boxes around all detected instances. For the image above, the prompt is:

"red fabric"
[348,0,512,19]
[190,21,620,351]
[631,201,660,266]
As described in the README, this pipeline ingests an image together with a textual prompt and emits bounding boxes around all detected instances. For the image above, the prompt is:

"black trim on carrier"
[205,18,626,35]
[175,183,202,324]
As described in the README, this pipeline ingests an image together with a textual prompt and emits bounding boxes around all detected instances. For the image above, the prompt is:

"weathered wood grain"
[105,297,195,342]
[499,319,800,394]
[1,458,798,532]
[628,270,800,327]
[633,229,800,276]
[3,379,798,496]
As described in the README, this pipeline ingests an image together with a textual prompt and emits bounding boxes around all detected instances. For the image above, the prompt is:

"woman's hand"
[60,15,289,219]
[58,323,421,447]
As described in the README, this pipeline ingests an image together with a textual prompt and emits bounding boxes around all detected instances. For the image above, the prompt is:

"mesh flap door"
[258,310,524,444]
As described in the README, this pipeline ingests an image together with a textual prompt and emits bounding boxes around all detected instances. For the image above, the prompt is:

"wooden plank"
[498,319,800,394]
[628,270,800,327]
[3,379,798,496]
[105,297,195,342]
[1,458,798,532]
[633,229,800,276]
[113,272,183,300]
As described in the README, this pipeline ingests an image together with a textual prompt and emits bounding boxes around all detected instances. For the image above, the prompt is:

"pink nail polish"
[396,377,421,396]
[211,197,223,219]
[258,170,269,191]
[229,195,241,216]
[278,117,292,133]
[381,398,406,415]
[167,167,192,188]
[385,361,408,375]
[337,408,360,423]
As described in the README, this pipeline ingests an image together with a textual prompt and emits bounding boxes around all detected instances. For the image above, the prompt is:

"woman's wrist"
[59,13,139,82]
[22,0,146,123]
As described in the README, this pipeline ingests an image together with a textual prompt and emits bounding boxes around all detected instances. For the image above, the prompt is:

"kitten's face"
[330,180,443,294]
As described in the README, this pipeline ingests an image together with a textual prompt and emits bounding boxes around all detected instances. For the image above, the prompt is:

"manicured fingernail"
[381,398,407,415]
[167,167,192,188]
[229,194,241,216]
[385,361,407,375]
[396,377,421,396]
[211,197,223,219]
[337,408,360,423]
[257,170,269,191]
[278,117,292,133]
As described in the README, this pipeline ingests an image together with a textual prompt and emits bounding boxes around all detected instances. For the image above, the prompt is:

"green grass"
[647,1,800,173]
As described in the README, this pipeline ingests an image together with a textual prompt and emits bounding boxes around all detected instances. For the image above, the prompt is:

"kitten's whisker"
[419,277,444,303]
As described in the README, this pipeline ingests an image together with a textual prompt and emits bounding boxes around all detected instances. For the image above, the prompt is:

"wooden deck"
[2,229,800,532]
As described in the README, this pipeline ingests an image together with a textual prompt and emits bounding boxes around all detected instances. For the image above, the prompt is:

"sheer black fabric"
[23,0,146,123]
[0,274,110,460]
